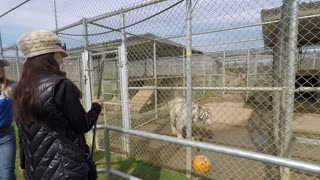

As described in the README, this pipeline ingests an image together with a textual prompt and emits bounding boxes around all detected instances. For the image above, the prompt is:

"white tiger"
[168,97,212,139]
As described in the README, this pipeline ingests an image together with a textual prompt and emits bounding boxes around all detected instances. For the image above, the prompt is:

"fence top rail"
[97,124,320,175]
[128,86,320,92]
[54,0,168,33]
[128,86,285,92]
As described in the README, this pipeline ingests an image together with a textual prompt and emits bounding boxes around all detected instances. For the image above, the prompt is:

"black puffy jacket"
[17,74,101,180]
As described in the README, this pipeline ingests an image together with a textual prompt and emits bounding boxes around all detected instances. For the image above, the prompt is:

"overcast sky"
[0,0,317,53]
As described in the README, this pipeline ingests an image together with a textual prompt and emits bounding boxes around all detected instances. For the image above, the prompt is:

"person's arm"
[55,80,102,133]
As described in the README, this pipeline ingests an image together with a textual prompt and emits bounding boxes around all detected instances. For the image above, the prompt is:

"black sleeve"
[18,128,26,169]
[54,80,102,133]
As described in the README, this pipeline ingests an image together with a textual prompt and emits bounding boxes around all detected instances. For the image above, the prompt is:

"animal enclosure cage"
[1,0,320,179]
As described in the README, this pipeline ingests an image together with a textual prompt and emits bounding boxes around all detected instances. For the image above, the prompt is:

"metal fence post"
[253,52,257,87]
[77,57,83,92]
[202,59,206,95]
[53,0,58,32]
[183,48,186,96]
[0,32,3,58]
[116,52,120,97]
[169,59,172,75]
[120,11,130,156]
[153,41,158,119]
[82,18,92,110]
[104,128,112,180]
[282,1,299,179]
[270,1,291,179]
[81,18,94,147]
[222,50,226,98]
[246,48,250,101]
[82,51,92,108]
[15,46,20,80]
[312,50,316,69]
[174,59,177,75]
[186,0,192,178]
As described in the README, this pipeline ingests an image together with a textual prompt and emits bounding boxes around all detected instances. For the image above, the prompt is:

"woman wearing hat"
[14,30,103,180]
[0,59,16,180]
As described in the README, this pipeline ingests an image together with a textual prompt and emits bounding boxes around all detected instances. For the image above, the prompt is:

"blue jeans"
[0,126,16,180]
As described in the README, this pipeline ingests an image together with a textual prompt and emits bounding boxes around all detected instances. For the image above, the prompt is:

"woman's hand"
[94,99,104,116]
[93,99,104,108]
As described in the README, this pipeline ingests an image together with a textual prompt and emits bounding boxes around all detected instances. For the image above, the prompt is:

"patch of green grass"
[13,124,187,180]
[94,150,188,180]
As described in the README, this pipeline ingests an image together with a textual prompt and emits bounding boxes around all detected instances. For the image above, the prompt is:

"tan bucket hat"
[17,30,68,58]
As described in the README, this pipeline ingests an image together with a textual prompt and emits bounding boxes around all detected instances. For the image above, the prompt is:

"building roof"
[68,33,202,60]
[261,1,320,47]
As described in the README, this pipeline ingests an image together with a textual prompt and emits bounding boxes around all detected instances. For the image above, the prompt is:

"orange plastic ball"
[192,155,211,173]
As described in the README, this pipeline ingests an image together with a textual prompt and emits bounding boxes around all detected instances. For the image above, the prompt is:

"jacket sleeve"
[54,80,102,133]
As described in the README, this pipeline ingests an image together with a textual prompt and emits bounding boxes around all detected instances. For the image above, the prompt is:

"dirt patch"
[98,96,320,179]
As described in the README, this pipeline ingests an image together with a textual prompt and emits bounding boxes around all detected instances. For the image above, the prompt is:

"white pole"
[53,0,58,33]
[246,48,250,101]
[222,51,226,98]
[15,46,20,80]
[253,53,257,86]
[282,1,299,179]
[186,0,193,178]
[183,48,186,96]
[82,18,93,147]
[82,18,92,110]
[153,42,158,118]
[82,50,92,111]
[120,12,130,156]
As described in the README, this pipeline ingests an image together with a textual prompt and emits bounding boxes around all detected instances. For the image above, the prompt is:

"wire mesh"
[1,0,320,179]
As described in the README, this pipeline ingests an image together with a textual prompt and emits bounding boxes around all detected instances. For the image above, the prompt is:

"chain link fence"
[1,0,320,179]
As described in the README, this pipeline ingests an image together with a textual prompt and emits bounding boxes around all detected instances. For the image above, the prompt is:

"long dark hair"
[13,53,66,125]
